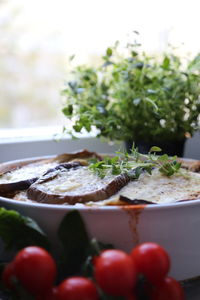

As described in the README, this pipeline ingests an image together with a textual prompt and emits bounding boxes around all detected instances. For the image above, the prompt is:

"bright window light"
[0,0,200,129]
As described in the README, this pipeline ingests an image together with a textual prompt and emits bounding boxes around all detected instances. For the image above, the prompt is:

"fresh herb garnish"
[89,146,182,179]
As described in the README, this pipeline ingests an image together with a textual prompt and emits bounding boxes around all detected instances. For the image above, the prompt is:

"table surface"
[184,277,200,299]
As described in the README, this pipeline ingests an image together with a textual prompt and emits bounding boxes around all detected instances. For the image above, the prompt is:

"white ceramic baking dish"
[0,156,200,281]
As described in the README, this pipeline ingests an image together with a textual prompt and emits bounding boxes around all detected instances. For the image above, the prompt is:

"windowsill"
[0,127,200,163]
[0,126,98,144]
[0,126,61,143]
[0,126,120,163]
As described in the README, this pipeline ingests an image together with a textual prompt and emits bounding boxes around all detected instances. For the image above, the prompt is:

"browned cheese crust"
[0,149,101,196]
[27,162,130,204]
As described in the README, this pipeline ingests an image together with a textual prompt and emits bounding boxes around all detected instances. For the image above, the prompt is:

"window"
[1,0,200,129]
[0,0,200,161]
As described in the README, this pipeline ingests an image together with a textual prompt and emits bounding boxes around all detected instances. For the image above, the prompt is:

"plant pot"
[125,139,186,157]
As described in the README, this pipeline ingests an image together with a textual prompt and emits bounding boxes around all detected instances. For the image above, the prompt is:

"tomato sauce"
[122,205,146,246]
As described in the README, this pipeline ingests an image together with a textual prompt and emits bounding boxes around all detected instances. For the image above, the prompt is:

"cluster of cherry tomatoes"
[2,242,184,300]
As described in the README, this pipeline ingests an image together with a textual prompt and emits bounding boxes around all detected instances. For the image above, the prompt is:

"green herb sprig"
[89,146,182,179]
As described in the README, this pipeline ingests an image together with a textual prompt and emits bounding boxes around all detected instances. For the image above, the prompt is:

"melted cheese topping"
[9,166,200,205]
[38,166,115,195]
[91,169,200,205]
[0,162,57,183]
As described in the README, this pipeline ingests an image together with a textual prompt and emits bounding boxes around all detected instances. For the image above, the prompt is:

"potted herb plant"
[61,41,200,156]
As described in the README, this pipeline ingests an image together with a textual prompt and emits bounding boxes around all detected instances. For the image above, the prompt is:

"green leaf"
[0,208,49,251]
[174,162,182,170]
[159,154,169,161]
[159,163,175,176]
[129,167,144,179]
[188,54,200,72]
[58,210,90,276]
[131,50,138,57]
[62,105,73,116]
[162,56,170,69]
[150,146,162,153]
[144,97,158,111]
[106,48,113,57]
[73,123,83,132]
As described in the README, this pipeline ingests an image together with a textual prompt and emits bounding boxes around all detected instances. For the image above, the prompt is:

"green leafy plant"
[0,208,49,251]
[62,38,200,146]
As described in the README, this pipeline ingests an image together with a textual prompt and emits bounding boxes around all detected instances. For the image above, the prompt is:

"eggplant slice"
[119,195,157,205]
[27,162,131,205]
[178,159,200,173]
[0,149,101,196]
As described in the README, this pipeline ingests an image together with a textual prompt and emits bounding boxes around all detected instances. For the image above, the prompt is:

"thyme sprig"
[89,146,182,179]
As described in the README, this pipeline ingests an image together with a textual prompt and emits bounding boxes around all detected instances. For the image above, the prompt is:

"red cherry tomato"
[36,286,59,300]
[2,262,16,290]
[131,242,170,284]
[94,249,137,297]
[57,276,99,300]
[14,246,57,296]
[149,276,185,300]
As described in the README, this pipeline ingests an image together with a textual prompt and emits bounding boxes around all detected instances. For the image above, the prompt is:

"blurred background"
[0,0,200,130]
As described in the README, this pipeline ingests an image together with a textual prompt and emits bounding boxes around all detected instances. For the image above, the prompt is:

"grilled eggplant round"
[0,150,100,197]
